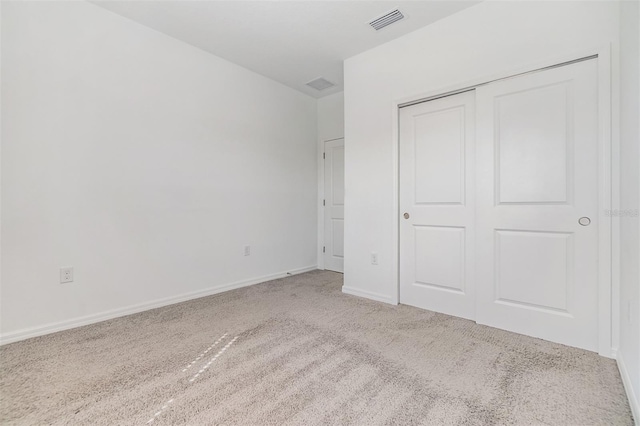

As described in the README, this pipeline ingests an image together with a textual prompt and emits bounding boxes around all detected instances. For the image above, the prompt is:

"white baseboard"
[342,285,396,305]
[0,265,317,346]
[617,352,640,425]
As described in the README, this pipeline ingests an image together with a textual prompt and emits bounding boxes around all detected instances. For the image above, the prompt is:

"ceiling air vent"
[306,77,335,91]
[369,9,404,31]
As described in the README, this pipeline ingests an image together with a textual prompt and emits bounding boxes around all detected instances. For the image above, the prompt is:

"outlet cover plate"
[60,267,74,283]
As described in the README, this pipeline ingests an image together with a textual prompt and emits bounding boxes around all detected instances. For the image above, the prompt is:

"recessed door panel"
[497,83,571,204]
[332,219,344,258]
[414,107,464,204]
[414,226,465,292]
[332,147,345,206]
[495,230,572,313]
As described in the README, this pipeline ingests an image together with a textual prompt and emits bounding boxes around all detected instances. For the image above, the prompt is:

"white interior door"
[324,139,344,273]
[399,91,476,320]
[475,59,599,351]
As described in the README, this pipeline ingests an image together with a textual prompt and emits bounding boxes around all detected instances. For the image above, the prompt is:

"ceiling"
[92,1,480,98]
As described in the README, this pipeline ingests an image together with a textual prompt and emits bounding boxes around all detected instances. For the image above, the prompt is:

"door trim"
[391,45,616,357]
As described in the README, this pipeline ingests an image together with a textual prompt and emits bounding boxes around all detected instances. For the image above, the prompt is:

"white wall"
[317,92,344,268]
[0,1,318,341]
[344,1,620,304]
[619,0,640,418]
[317,92,345,144]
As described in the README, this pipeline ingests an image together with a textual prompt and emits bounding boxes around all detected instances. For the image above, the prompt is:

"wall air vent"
[306,77,335,91]
[369,9,404,31]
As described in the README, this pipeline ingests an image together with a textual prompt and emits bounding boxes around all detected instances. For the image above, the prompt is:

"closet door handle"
[578,217,591,226]
[403,212,410,219]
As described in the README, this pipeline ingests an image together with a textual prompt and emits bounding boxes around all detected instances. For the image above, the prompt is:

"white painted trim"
[0,265,317,346]
[609,40,621,354]
[342,285,396,305]
[392,44,616,356]
[597,45,615,357]
[391,104,401,305]
[617,353,640,425]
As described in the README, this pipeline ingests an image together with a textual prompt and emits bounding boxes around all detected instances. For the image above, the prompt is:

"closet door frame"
[390,45,615,358]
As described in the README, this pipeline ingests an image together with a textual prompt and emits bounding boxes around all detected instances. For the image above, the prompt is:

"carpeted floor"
[0,270,633,425]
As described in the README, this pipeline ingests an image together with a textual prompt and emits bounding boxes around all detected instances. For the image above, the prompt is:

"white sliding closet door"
[398,59,601,351]
[399,91,476,320]
[475,59,599,351]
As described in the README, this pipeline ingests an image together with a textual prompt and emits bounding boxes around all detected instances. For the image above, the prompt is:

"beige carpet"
[0,270,633,425]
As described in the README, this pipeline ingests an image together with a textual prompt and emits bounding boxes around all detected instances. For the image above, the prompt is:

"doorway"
[324,138,345,273]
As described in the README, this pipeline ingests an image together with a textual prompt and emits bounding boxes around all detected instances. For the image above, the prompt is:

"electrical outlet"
[371,252,378,265]
[60,267,74,284]
[244,245,251,256]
